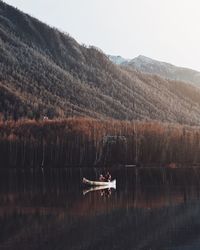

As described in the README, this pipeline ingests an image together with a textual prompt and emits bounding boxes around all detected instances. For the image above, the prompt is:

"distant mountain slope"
[110,55,200,87]
[1,1,200,125]
[108,55,130,65]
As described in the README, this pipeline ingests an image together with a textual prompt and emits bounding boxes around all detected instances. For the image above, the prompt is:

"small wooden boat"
[83,177,116,188]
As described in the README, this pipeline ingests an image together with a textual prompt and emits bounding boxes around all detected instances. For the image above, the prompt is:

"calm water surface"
[0,167,200,250]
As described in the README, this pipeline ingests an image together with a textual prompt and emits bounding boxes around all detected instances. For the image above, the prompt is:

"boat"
[82,177,116,188]
[83,185,116,195]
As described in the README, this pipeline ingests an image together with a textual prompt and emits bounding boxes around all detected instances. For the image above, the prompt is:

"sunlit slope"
[110,55,200,87]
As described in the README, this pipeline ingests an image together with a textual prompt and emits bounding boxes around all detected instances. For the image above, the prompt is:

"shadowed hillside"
[1,2,200,125]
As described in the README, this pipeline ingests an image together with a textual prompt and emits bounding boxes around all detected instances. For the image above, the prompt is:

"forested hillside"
[1,1,200,125]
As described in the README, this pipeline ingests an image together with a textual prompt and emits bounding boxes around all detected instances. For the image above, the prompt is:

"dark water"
[1,167,200,250]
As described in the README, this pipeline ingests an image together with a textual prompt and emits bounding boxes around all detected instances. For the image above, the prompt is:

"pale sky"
[3,0,200,71]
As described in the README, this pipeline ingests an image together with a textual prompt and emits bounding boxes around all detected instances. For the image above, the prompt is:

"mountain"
[1,2,200,125]
[108,55,130,65]
[110,55,200,87]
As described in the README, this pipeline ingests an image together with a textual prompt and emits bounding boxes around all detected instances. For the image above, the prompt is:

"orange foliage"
[0,117,200,167]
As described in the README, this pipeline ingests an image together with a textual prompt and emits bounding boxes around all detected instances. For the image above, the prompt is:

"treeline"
[1,117,200,168]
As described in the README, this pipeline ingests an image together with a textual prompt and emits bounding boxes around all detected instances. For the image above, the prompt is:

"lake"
[0,167,200,250]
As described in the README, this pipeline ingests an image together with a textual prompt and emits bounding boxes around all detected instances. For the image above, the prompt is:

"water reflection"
[0,167,200,249]
[83,186,115,197]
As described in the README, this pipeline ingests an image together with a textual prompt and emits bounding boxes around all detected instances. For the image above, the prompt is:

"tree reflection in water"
[0,167,200,250]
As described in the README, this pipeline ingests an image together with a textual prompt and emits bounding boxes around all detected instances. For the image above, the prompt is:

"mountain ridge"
[1,1,200,125]
[109,54,200,87]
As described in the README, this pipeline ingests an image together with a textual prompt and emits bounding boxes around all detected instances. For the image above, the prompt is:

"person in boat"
[105,172,111,182]
[99,174,106,182]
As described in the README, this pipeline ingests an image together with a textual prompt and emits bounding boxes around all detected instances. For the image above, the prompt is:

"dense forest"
[1,118,200,167]
[1,2,200,125]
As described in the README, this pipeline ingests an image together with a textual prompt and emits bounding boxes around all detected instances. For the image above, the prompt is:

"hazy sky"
[3,0,200,71]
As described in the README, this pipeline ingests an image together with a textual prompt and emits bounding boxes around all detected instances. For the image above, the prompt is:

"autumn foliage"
[0,117,200,168]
